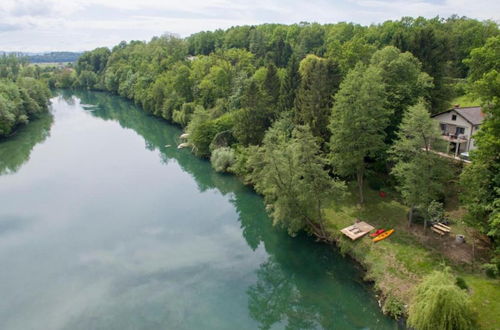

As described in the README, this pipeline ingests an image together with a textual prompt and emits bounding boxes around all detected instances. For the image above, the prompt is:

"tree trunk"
[408,206,414,227]
[357,169,364,205]
[471,230,476,267]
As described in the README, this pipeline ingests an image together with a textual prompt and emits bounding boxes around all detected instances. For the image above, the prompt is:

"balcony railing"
[440,133,468,144]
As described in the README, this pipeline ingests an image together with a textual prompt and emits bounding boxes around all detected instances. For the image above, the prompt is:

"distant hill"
[0,51,83,63]
[27,52,83,63]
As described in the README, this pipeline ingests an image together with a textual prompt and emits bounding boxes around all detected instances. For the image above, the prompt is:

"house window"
[440,123,446,132]
[456,127,465,135]
[452,114,457,121]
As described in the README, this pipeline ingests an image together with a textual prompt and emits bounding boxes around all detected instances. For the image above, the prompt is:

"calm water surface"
[0,91,398,330]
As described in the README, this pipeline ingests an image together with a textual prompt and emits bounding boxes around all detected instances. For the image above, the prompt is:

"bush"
[482,263,498,278]
[455,277,469,291]
[382,295,405,319]
[408,270,477,330]
[210,147,236,173]
[187,111,235,157]
[172,102,200,127]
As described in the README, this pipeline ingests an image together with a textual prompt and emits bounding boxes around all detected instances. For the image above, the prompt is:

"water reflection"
[65,90,397,329]
[0,112,53,175]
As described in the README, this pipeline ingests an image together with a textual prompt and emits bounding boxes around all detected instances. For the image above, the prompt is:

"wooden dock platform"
[340,221,375,240]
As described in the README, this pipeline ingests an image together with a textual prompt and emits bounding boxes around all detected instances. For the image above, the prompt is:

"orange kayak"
[372,229,394,242]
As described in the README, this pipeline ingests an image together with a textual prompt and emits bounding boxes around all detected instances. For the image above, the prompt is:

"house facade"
[431,106,484,156]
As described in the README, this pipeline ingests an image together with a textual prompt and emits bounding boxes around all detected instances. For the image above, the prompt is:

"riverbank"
[60,89,499,328]
[322,182,500,329]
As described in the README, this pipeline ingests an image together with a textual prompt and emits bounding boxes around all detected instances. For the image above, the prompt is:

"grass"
[324,183,443,302]
[322,182,500,327]
[464,275,500,330]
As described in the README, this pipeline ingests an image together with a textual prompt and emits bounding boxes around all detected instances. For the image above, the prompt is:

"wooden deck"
[341,221,375,240]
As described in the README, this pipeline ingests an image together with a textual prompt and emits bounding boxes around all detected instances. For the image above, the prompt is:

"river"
[0,90,398,329]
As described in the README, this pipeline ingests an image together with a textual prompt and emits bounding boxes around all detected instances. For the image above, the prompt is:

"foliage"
[481,263,498,278]
[382,295,405,319]
[295,54,340,142]
[408,270,477,330]
[426,200,444,223]
[390,101,450,225]
[369,46,433,141]
[0,59,51,138]
[44,17,499,254]
[329,63,389,203]
[172,102,200,127]
[187,110,235,157]
[455,277,469,291]
[210,147,236,173]
[460,36,500,242]
[248,120,345,239]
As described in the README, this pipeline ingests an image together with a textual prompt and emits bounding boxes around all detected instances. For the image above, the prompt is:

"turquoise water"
[0,91,398,329]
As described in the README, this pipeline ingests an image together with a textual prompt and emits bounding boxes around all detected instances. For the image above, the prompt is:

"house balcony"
[439,134,468,144]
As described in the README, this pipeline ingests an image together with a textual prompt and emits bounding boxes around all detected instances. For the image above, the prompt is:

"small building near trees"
[431,105,484,157]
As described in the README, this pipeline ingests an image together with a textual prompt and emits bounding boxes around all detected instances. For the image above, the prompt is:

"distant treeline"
[28,52,82,63]
[0,51,82,63]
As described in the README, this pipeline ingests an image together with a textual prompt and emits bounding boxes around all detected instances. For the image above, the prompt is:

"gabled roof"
[432,106,484,126]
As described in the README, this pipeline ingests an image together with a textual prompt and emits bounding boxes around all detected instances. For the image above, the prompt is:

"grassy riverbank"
[323,183,500,328]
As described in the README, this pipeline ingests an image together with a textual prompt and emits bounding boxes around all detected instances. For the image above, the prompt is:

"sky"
[0,0,499,52]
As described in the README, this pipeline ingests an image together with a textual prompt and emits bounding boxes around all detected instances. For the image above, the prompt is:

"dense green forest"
[0,55,51,137]
[64,16,499,247]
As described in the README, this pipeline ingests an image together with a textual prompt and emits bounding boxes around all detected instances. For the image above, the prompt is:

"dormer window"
[452,114,457,121]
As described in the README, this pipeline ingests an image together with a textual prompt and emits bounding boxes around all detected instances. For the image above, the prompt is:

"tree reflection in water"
[0,112,53,175]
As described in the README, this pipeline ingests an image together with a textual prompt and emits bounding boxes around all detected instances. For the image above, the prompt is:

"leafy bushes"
[382,295,405,319]
[210,147,236,173]
[482,263,498,278]
[455,277,469,290]
[187,110,236,157]
[172,102,200,127]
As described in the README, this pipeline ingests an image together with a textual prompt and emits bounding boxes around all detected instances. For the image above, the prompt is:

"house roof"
[432,106,485,126]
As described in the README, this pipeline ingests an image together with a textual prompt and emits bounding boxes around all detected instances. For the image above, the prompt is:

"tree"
[369,46,433,144]
[233,80,273,146]
[460,36,500,241]
[295,54,341,142]
[329,64,389,204]
[77,70,98,90]
[390,101,450,226]
[262,63,280,111]
[408,270,477,330]
[278,55,300,113]
[248,120,345,239]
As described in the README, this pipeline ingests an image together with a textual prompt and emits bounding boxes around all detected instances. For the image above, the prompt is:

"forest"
[26,15,500,328]
[0,55,51,138]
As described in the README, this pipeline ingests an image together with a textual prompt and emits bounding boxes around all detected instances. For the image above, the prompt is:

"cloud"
[0,0,498,52]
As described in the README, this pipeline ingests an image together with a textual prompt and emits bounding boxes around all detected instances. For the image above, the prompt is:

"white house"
[431,106,484,157]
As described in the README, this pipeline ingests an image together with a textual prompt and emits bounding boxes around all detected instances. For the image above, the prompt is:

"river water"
[0,91,397,329]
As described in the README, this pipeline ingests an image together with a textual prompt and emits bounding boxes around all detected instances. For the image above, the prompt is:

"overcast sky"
[0,0,499,52]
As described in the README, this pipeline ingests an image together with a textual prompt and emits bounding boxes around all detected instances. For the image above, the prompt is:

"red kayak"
[370,229,385,237]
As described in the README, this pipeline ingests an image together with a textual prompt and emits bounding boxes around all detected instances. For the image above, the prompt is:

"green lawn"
[323,182,500,326]
[464,275,500,330]
[324,183,443,303]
